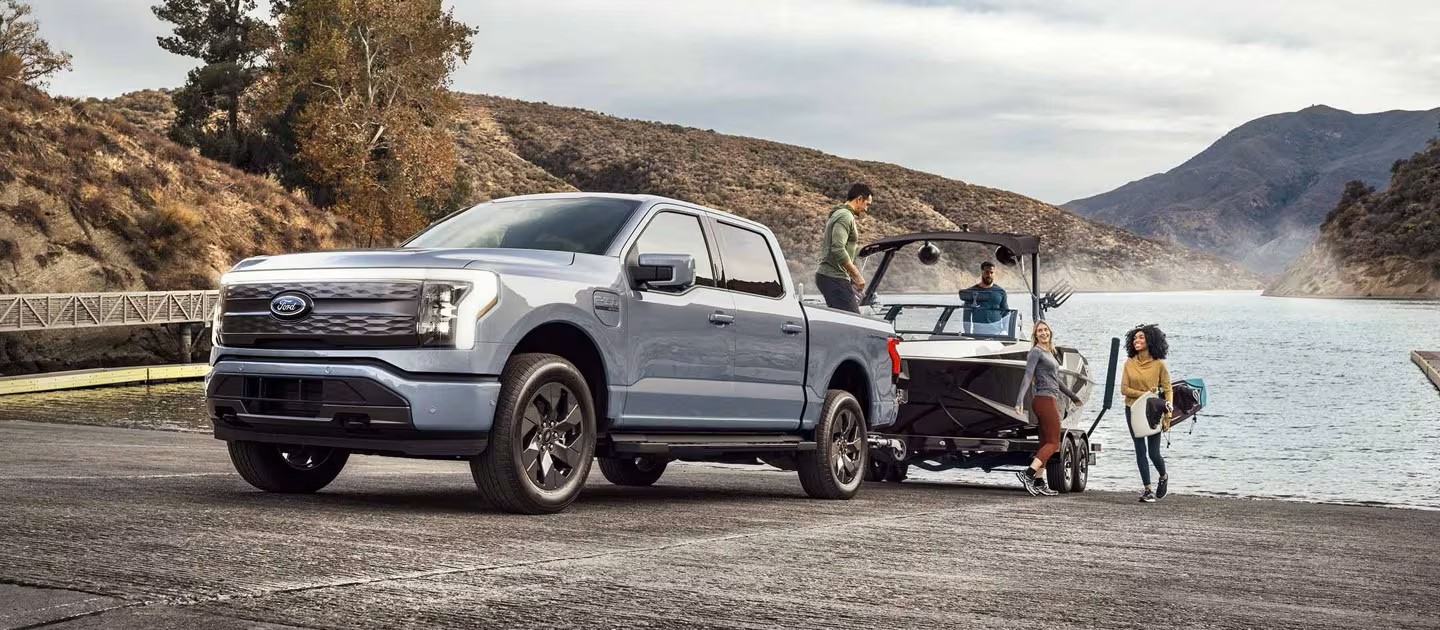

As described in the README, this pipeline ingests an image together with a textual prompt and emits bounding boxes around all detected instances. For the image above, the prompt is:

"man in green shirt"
[815,183,873,312]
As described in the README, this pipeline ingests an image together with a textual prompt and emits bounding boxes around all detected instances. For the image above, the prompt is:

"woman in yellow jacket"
[1121,324,1172,503]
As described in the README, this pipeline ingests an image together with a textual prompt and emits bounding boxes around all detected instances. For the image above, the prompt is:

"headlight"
[417,281,469,347]
[211,289,225,346]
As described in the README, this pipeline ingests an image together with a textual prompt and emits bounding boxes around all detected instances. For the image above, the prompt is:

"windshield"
[405,197,641,254]
[885,304,1021,340]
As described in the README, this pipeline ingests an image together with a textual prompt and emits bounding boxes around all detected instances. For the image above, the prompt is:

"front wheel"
[471,353,596,514]
[598,456,668,486]
[797,390,867,500]
[227,442,349,493]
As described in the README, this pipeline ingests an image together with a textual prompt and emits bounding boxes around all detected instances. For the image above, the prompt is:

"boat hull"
[888,344,1092,439]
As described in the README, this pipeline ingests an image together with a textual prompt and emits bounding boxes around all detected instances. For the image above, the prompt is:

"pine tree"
[152,0,274,166]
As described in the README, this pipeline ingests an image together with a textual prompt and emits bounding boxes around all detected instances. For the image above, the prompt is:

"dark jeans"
[1127,408,1167,486]
[814,273,859,313]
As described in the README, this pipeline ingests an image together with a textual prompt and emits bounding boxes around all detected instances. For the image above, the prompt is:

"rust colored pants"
[1033,395,1062,464]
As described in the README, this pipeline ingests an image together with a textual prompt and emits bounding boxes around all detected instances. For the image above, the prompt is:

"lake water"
[1,291,1437,509]
[911,291,1440,509]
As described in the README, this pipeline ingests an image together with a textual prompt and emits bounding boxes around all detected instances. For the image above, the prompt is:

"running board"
[604,433,817,457]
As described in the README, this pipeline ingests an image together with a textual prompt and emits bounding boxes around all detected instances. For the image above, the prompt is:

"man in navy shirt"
[962,261,1009,334]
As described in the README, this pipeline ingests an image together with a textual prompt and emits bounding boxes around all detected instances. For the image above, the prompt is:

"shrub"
[7,196,49,234]
[63,240,102,259]
[132,201,204,270]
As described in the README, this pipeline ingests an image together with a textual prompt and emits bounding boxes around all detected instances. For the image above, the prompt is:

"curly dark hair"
[1124,324,1169,359]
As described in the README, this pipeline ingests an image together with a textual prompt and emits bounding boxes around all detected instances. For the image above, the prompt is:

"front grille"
[224,314,416,337]
[219,281,422,349]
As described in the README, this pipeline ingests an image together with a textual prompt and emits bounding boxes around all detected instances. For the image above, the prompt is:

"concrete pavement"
[1,420,1437,629]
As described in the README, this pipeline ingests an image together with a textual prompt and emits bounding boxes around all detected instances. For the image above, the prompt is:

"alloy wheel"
[519,382,586,491]
[831,407,863,484]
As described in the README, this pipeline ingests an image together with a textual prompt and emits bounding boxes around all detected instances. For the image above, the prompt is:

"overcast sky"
[31,0,1440,203]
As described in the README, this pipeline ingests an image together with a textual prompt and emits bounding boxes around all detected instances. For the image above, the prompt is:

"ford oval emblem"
[269,292,313,320]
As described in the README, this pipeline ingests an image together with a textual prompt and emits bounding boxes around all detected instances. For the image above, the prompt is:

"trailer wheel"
[1070,435,1089,493]
[797,389,866,500]
[1046,436,1073,494]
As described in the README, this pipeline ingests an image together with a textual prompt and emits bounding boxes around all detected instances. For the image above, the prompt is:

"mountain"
[1267,139,1440,298]
[1064,105,1440,275]
[453,94,1259,293]
[0,82,340,374]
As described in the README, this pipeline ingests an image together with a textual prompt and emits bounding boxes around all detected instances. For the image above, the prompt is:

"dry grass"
[0,81,342,295]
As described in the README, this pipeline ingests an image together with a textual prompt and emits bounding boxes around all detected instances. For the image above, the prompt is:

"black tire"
[884,463,909,483]
[1071,434,1089,493]
[1047,435,1074,494]
[797,389,867,500]
[864,458,885,482]
[598,456,668,487]
[227,441,348,493]
[471,353,596,515]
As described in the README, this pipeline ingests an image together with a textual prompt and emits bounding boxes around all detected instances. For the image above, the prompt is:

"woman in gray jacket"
[1014,320,1083,496]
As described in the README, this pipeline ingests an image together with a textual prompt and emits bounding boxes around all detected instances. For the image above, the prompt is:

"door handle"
[781,323,804,335]
[708,312,735,326]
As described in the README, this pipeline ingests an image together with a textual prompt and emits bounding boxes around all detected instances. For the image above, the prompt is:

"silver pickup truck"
[207,193,900,513]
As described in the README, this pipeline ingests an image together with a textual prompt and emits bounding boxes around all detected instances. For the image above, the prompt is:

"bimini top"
[858,231,1041,258]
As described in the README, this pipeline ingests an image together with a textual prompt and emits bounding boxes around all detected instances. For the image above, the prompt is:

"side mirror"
[630,253,696,290]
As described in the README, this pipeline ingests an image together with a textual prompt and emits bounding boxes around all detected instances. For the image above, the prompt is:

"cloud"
[29,0,1440,203]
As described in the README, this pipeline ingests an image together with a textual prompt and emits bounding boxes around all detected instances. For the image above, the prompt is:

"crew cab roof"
[493,192,770,233]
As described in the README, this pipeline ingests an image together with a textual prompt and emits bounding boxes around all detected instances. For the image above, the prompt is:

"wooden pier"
[1413,350,1440,392]
[0,364,210,396]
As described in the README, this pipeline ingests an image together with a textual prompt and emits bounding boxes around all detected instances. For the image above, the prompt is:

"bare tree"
[0,0,72,88]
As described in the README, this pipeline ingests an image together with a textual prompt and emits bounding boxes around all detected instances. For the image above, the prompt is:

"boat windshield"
[883,303,1021,340]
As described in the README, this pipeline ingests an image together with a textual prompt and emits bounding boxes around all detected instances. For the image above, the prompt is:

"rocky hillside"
[3,86,1260,374]
[460,95,1259,292]
[1267,140,1440,298]
[1065,105,1440,275]
[0,82,340,373]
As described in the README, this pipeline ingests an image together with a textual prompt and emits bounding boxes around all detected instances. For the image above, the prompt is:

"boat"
[851,230,1110,492]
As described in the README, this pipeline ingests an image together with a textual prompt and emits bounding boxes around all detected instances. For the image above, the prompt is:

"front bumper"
[206,359,501,456]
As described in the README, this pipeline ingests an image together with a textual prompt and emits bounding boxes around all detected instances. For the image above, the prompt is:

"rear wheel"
[798,390,866,500]
[1046,436,1074,494]
[598,456,668,487]
[227,442,348,493]
[471,353,596,514]
[1070,435,1089,493]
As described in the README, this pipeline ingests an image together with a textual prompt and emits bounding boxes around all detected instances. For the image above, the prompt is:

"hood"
[229,248,578,273]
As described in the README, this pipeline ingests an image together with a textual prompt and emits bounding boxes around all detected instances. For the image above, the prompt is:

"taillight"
[887,337,902,375]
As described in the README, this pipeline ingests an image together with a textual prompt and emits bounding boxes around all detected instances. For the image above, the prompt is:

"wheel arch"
[825,359,873,424]
[511,321,612,429]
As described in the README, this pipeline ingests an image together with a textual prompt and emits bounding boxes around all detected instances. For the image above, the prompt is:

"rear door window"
[714,222,784,298]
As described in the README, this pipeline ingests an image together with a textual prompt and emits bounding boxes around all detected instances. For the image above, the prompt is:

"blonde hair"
[1033,320,1057,355]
